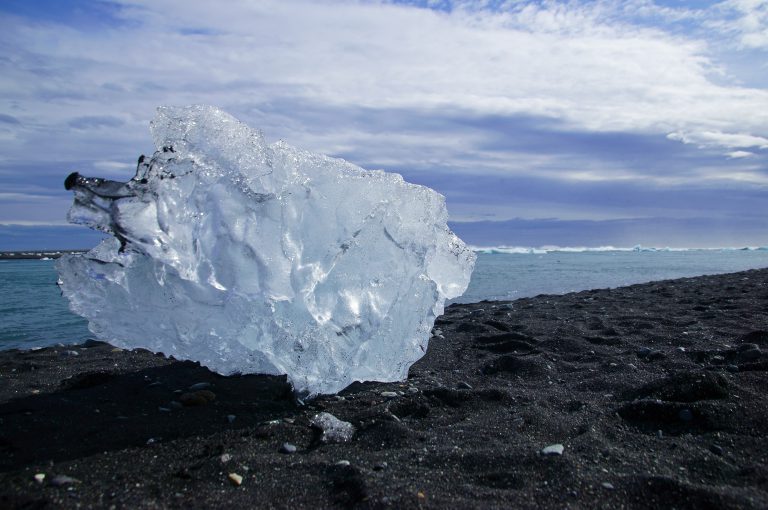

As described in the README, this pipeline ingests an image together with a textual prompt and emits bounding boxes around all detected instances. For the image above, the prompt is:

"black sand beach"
[1,269,767,509]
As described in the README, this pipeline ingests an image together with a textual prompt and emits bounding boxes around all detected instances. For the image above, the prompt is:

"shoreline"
[0,250,85,260]
[1,268,767,508]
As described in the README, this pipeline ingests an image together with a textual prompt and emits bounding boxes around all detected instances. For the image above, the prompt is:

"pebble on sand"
[228,473,243,486]
[541,444,564,456]
[33,473,45,484]
[280,442,297,454]
[50,475,79,486]
[179,390,216,406]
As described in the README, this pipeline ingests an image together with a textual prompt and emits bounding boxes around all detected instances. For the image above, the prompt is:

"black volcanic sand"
[1,270,767,509]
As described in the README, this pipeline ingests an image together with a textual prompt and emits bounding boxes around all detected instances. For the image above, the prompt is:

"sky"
[0,0,766,250]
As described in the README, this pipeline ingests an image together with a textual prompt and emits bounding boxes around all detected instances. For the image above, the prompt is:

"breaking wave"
[471,245,768,254]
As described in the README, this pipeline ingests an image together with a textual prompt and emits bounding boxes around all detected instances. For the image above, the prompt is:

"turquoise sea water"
[2,249,768,350]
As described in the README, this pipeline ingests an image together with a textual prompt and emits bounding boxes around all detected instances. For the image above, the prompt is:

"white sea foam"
[470,245,768,254]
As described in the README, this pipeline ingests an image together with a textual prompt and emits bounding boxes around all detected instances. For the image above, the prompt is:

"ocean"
[2,247,768,350]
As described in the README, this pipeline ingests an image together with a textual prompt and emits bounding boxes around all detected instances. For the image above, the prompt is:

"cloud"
[67,115,126,130]
[709,0,768,49]
[668,130,768,150]
[727,150,756,158]
[0,0,765,244]
[92,160,135,175]
[1,1,765,150]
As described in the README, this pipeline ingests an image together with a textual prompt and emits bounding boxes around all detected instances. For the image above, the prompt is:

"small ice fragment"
[310,412,355,443]
[541,444,564,456]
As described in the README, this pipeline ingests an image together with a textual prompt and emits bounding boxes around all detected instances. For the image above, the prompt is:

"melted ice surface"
[57,106,475,396]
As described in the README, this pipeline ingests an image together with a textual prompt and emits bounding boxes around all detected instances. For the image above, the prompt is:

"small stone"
[601,482,615,490]
[335,460,350,467]
[457,381,473,390]
[726,364,739,373]
[179,390,216,406]
[407,387,419,394]
[380,391,398,398]
[709,444,724,455]
[50,475,79,486]
[636,347,652,358]
[227,414,236,423]
[158,406,172,412]
[33,473,45,484]
[280,442,297,454]
[228,473,243,486]
[220,453,233,463]
[678,409,693,422]
[541,444,564,456]
[188,382,212,391]
[283,417,295,424]
[169,400,183,410]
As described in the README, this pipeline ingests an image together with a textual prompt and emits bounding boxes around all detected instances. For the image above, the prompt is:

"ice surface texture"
[57,106,475,396]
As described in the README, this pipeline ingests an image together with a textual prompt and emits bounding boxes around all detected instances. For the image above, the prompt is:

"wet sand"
[1,269,767,509]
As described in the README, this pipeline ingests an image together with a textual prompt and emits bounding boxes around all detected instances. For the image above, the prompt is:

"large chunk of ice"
[57,105,475,396]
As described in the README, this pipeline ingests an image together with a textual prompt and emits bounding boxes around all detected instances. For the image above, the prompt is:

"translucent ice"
[57,105,475,396]
[310,412,355,443]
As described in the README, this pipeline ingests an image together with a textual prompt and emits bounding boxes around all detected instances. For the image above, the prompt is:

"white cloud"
[0,192,49,202]
[727,150,756,158]
[710,0,768,49]
[0,0,766,192]
[92,160,135,175]
[667,130,768,149]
